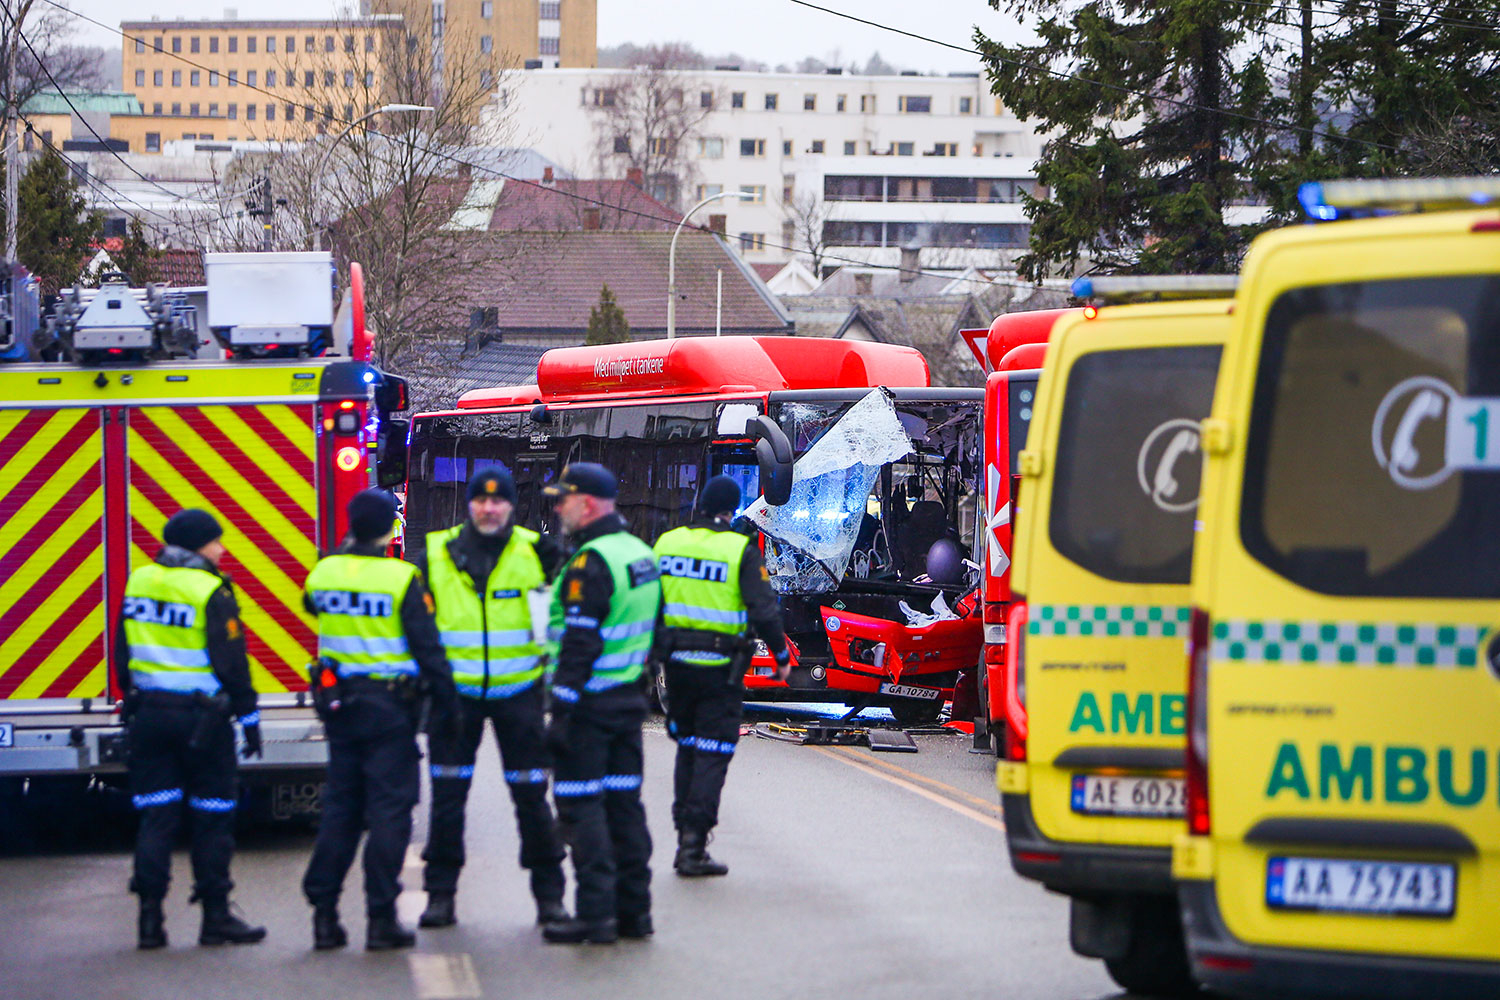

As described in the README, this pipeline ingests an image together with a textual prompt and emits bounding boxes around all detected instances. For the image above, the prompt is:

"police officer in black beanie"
[413,467,568,930]
[302,489,458,951]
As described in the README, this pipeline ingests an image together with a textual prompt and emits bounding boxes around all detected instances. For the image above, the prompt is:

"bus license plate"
[1266,857,1455,917]
[1070,774,1185,817]
[879,682,941,700]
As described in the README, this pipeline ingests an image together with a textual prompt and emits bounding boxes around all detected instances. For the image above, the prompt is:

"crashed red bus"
[403,336,985,725]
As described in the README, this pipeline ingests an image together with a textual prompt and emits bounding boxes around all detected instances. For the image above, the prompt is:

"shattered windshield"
[743,391,981,594]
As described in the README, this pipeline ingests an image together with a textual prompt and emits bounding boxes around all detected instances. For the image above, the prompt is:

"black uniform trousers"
[128,694,239,902]
[664,663,744,834]
[302,688,420,918]
[422,683,566,902]
[551,691,652,924]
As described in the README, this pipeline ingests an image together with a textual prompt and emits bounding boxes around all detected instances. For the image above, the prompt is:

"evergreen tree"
[585,284,631,345]
[1,147,103,292]
[109,217,162,285]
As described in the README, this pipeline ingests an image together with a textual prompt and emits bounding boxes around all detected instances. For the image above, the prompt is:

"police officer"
[654,476,790,877]
[115,508,265,949]
[540,463,662,945]
[414,466,569,930]
[301,489,458,952]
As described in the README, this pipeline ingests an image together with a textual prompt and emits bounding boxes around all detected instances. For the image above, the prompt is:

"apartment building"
[483,67,1045,269]
[368,0,597,71]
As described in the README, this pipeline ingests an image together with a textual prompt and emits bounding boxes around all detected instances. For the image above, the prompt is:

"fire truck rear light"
[339,400,355,409]
[335,446,361,471]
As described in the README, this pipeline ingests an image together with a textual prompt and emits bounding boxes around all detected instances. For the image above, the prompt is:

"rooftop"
[23,92,143,116]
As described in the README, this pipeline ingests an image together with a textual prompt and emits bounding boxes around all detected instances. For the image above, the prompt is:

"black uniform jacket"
[112,546,257,719]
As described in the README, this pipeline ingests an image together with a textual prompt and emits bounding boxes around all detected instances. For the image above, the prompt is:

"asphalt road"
[0,709,1124,1000]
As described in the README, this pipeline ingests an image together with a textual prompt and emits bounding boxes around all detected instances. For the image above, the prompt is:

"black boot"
[674,829,729,877]
[617,912,654,939]
[366,913,417,951]
[542,916,618,945]
[312,904,347,951]
[138,897,167,950]
[419,892,456,928]
[199,897,267,945]
[535,898,570,926]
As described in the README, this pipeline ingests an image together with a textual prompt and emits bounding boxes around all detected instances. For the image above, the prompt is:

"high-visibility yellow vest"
[548,530,661,695]
[654,526,750,667]
[426,525,546,698]
[122,563,223,695]
[304,554,420,679]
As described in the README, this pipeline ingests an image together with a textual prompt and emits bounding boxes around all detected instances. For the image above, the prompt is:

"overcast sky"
[55,0,1028,74]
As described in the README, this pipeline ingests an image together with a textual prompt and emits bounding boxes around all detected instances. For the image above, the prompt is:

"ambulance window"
[1007,374,1037,475]
[1049,345,1221,584]
[1243,275,1500,597]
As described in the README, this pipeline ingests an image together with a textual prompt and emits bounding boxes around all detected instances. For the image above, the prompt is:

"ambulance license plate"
[0,723,11,748]
[879,682,941,700]
[1070,774,1185,817]
[1266,856,1455,917]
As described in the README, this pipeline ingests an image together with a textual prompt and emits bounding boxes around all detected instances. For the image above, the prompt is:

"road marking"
[810,745,1006,834]
[831,747,1004,814]
[409,953,482,999]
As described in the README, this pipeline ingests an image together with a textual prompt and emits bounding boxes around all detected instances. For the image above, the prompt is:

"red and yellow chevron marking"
[0,408,108,700]
[128,405,318,693]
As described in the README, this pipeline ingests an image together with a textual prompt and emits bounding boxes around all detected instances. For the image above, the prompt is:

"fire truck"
[404,336,985,726]
[0,253,407,822]
[960,309,1079,751]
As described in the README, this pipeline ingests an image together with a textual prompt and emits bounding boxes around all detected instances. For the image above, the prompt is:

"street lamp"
[667,189,756,339]
[312,103,434,250]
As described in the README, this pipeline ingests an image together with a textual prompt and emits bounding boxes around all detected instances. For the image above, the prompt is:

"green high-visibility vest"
[654,526,750,667]
[304,554,420,678]
[122,563,223,695]
[548,529,661,693]
[426,524,546,698]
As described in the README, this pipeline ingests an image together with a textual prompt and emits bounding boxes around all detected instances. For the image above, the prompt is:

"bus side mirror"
[375,373,409,412]
[376,417,410,488]
[749,415,793,506]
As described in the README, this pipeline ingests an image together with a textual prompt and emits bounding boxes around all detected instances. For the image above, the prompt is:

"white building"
[480,67,1047,271]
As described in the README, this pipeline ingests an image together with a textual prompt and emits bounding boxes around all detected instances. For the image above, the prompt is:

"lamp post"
[667,189,755,339]
[312,103,434,251]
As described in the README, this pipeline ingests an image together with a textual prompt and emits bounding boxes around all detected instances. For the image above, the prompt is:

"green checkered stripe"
[1028,604,1192,638]
[1211,620,1488,668]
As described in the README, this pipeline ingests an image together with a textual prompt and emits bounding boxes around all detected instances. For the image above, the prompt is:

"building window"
[959,96,973,114]
[266,104,275,121]
[305,36,315,52]
[696,183,723,200]
[612,135,630,154]
[482,0,494,16]
[844,140,856,155]
[154,36,163,52]
[896,141,914,155]
[228,36,237,53]
[266,36,275,52]
[304,105,315,122]
[344,103,354,119]
[153,102,162,115]
[135,69,145,86]
[899,95,932,113]
[305,71,314,87]
[288,36,296,53]
[344,70,354,87]
[172,36,181,53]
[738,232,766,253]
[267,70,277,87]
[539,36,559,55]
[929,142,956,156]
[591,88,616,107]
[209,71,219,86]
[209,37,218,53]
[740,138,765,157]
[700,90,713,109]
[191,36,200,53]
[145,131,160,152]
[782,139,792,156]
[172,70,181,86]
[190,70,200,86]
[153,70,163,86]
[697,136,723,158]
[246,70,256,87]
[171,102,181,115]
[365,71,375,86]
[810,139,825,154]
[836,94,847,112]
[541,0,560,17]
[764,93,778,110]
[228,103,237,119]
[135,38,145,53]
[481,69,493,88]
[181,132,195,140]
[247,36,256,53]
[366,35,376,52]
[324,70,335,86]
[193,103,203,116]
[325,36,334,52]
[199,133,213,141]
[345,34,355,52]
[228,71,238,87]
[480,35,492,53]
[804,94,816,111]
[286,103,295,120]
[731,91,744,109]
[860,94,875,112]
[739,184,765,204]
[648,136,675,156]
[246,104,256,120]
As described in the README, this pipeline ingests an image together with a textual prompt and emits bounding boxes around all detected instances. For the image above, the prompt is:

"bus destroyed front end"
[741,389,985,723]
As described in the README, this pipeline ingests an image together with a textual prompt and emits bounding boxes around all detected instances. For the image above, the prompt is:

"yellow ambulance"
[1174,177,1500,998]
[998,278,1233,995]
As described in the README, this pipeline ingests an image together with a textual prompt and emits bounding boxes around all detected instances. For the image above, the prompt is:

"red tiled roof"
[485,179,678,232]
[751,262,782,282]
[151,249,205,286]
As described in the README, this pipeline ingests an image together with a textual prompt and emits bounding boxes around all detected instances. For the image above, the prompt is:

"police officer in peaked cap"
[654,476,789,877]
[301,489,458,951]
[414,466,570,931]
[116,508,266,949]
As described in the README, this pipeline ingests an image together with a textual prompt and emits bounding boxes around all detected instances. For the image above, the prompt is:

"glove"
[545,709,572,757]
[240,722,263,760]
[773,646,792,683]
[431,699,464,744]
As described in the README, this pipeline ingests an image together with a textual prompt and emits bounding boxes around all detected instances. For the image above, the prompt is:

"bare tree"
[781,190,837,276]
[586,45,717,208]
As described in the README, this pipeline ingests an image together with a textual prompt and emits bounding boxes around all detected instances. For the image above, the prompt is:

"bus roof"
[454,336,931,409]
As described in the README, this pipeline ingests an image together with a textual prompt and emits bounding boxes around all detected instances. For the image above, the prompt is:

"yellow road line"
[810,744,1006,834]
[829,745,1003,813]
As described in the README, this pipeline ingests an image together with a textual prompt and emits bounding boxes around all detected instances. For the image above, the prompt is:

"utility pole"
[246,173,274,251]
[1,0,33,264]
[1297,0,1314,157]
